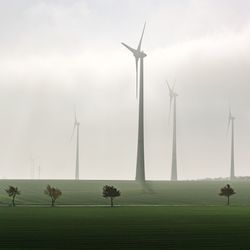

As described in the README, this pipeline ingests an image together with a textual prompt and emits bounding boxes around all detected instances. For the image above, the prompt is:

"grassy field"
[1,180,250,249]
[0,206,249,249]
[0,180,249,206]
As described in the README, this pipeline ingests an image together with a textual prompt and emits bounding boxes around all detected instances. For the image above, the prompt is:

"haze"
[1,0,250,180]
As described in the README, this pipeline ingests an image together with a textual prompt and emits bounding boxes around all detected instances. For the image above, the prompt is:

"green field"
[0,206,249,249]
[1,180,250,249]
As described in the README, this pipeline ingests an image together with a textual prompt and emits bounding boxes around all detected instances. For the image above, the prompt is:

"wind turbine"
[122,23,146,182]
[30,155,38,179]
[71,112,80,180]
[228,108,235,180]
[38,165,41,179]
[30,157,35,179]
[167,81,178,181]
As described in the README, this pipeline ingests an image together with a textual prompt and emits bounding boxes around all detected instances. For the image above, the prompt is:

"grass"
[0,180,250,249]
[0,206,249,249]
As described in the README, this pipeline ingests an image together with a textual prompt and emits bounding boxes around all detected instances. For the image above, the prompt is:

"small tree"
[44,185,62,207]
[5,186,21,207]
[102,185,121,207]
[219,184,236,205]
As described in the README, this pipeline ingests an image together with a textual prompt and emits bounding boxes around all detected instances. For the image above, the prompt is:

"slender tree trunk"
[12,195,16,207]
[51,199,55,207]
[227,196,230,206]
[110,197,113,207]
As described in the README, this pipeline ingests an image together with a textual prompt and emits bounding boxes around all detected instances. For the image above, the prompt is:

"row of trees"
[5,185,121,207]
[5,185,62,207]
[4,183,235,207]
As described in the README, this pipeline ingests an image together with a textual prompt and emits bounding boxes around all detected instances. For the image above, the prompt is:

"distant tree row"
[4,184,121,207]
[4,184,235,207]
[5,185,62,207]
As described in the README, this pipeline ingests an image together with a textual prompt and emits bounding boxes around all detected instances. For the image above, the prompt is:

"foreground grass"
[0,206,249,249]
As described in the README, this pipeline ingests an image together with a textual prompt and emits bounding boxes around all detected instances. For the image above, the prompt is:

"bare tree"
[219,184,236,205]
[44,185,62,207]
[5,186,20,207]
[102,185,121,207]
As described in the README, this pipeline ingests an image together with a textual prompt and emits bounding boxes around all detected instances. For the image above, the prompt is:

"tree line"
[4,184,236,207]
[4,184,121,207]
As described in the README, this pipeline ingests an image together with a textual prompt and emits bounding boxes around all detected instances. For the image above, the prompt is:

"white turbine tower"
[71,112,80,180]
[228,108,235,180]
[122,23,146,182]
[167,81,178,181]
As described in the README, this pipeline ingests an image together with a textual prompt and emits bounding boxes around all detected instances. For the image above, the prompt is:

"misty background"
[0,0,250,180]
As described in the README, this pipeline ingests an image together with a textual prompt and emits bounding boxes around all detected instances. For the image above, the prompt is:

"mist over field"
[1,0,250,180]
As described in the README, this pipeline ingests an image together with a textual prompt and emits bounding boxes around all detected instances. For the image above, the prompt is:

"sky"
[0,0,250,180]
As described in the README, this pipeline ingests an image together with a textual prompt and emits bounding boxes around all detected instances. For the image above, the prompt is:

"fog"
[1,0,250,180]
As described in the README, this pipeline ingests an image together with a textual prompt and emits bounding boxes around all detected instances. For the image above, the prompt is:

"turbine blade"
[121,42,137,54]
[75,111,77,124]
[172,83,175,93]
[173,78,176,91]
[227,108,231,133]
[135,57,138,98]
[166,81,173,124]
[70,110,77,142]
[168,97,173,124]
[229,107,232,118]
[166,80,172,94]
[137,22,146,52]
[70,124,76,142]
[227,117,231,134]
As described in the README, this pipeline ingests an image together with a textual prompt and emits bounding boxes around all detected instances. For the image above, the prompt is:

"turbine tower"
[71,112,80,180]
[122,23,146,182]
[228,109,235,180]
[167,81,178,181]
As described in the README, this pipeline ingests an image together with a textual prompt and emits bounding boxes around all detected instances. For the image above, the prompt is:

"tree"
[44,185,62,207]
[5,186,21,207]
[219,184,236,205]
[102,185,121,207]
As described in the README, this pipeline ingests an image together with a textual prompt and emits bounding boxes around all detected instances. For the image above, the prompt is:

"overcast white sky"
[1,0,250,180]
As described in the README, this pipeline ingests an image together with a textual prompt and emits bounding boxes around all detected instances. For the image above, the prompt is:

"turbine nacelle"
[166,81,178,99]
[135,50,147,58]
[121,43,147,58]
[75,121,80,126]
[169,92,178,98]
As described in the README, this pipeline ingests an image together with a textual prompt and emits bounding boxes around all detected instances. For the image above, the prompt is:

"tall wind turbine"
[122,23,146,182]
[71,112,80,180]
[167,81,178,181]
[228,108,235,180]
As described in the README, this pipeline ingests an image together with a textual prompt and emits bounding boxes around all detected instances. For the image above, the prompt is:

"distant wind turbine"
[71,112,80,180]
[122,23,147,182]
[228,108,235,180]
[30,157,35,179]
[167,81,178,181]
[38,165,41,179]
[30,156,38,179]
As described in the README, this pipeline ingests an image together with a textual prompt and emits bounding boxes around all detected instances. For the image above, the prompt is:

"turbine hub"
[134,51,147,59]
[139,51,147,58]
